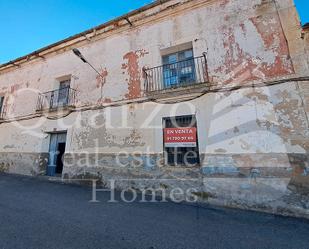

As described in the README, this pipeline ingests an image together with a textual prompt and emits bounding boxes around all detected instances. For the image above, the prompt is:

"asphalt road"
[0,173,308,249]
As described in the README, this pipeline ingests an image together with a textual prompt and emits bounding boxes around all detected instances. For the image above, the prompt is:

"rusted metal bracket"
[11,62,20,68]
[142,67,148,77]
[83,34,91,41]
[34,52,45,60]
[124,16,133,26]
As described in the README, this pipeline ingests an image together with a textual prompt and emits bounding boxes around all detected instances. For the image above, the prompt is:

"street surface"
[0,173,308,249]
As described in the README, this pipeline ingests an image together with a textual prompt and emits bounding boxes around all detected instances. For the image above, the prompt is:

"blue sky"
[0,0,153,64]
[294,0,308,25]
[0,0,308,64]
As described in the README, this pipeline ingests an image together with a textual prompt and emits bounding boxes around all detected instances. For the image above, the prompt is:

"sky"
[0,0,308,64]
[0,0,153,64]
[294,0,309,25]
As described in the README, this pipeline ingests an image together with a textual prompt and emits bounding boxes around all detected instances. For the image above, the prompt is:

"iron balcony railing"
[144,54,209,93]
[36,87,77,111]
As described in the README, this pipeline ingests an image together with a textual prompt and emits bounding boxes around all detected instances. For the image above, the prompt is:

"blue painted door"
[47,132,67,176]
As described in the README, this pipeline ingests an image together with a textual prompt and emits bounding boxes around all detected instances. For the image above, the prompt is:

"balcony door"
[57,79,70,107]
[162,49,195,88]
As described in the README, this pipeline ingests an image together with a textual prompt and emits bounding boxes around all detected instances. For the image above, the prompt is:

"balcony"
[144,55,209,93]
[36,87,77,112]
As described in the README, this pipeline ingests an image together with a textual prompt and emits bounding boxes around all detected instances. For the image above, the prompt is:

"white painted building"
[0,0,308,217]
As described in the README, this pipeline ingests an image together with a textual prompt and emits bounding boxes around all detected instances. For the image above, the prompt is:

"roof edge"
[303,23,309,30]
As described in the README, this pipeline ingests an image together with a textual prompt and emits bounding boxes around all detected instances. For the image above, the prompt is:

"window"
[57,79,71,106]
[162,49,195,88]
[37,78,76,111]
[163,115,200,166]
[144,44,208,92]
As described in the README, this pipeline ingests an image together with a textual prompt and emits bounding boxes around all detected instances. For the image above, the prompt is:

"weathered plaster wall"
[305,29,309,61]
[299,28,309,117]
[0,0,308,217]
[0,0,298,117]
[61,80,308,218]
[66,82,308,155]
[0,112,81,175]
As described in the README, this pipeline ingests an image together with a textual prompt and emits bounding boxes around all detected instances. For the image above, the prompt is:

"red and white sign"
[164,127,197,148]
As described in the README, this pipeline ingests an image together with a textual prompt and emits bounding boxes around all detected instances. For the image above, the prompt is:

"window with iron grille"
[163,115,200,166]
[162,49,195,88]
[144,46,208,93]
[36,79,76,111]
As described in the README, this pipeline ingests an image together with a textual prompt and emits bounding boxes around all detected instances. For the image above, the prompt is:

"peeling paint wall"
[0,0,299,112]
[0,0,308,218]
[300,28,309,117]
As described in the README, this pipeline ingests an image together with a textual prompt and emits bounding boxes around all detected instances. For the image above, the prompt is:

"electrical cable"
[0,75,308,124]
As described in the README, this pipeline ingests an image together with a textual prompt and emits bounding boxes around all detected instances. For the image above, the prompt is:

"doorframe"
[47,131,67,176]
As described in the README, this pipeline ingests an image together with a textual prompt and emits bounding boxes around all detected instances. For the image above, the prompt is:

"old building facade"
[0,0,308,217]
